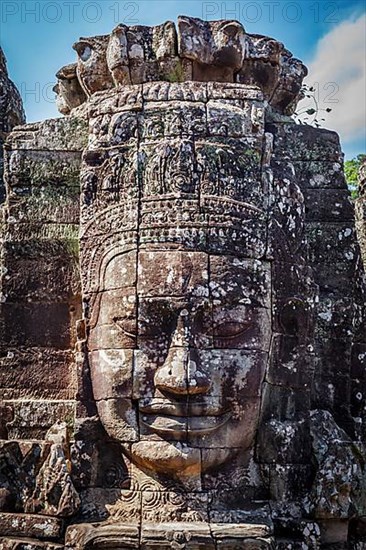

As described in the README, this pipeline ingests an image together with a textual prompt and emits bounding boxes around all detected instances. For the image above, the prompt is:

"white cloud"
[297,13,366,143]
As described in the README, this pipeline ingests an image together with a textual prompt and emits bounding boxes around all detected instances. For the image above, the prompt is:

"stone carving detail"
[73,35,114,96]
[0,423,79,517]
[0,15,365,550]
[54,16,307,117]
[0,47,25,202]
[53,64,87,115]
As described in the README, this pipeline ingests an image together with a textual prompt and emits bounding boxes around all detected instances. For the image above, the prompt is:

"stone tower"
[0,17,365,549]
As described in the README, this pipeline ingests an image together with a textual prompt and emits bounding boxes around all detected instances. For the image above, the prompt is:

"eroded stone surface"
[54,17,307,118]
[0,48,25,202]
[0,16,365,550]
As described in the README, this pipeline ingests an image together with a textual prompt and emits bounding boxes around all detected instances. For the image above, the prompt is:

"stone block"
[292,160,347,191]
[312,371,351,425]
[139,138,198,196]
[7,185,79,226]
[107,111,139,146]
[5,149,81,191]
[207,208,267,259]
[96,398,139,442]
[315,296,354,341]
[65,521,140,549]
[195,137,264,207]
[266,464,314,502]
[89,349,134,400]
[353,303,366,344]
[80,147,139,207]
[137,250,209,298]
[141,521,214,549]
[0,348,77,400]
[0,513,62,540]
[70,417,130,490]
[78,487,138,522]
[314,337,351,379]
[0,537,64,549]
[142,101,207,139]
[351,343,366,418]
[4,401,75,439]
[139,197,209,251]
[260,383,310,422]
[271,262,316,309]
[6,117,88,152]
[73,34,114,96]
[307,222,357,266]
[4,222,79,244]
[2,246,81,302]
[142,81,207,103]
[87,286,136,338]
[269,122,342,162]
[306,222,358,293]
[266,335,314,389]
[304,189,354,222]
[207,100,261,137]
[178,16,245,82]
[207,82,263,101]
[0,302,72,349]
[142,492,209,523]
[257,419,311,464]
[209,256,271,309]
[318,519,349,545]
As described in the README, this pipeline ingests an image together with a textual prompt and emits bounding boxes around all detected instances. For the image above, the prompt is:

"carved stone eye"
[213,321,251,339]
[112,317,136,339]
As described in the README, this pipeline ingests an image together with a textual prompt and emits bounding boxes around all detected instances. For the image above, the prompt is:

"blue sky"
[1,0,365,158]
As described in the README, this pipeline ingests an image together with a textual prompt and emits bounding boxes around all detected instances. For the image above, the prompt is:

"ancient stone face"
[53,64,87,115]
[88,249,271,474]
[107,22,178,86]
[1,17,366,550]
[73,35,114,96]
[57,17,307,116]
[78,81,272,482]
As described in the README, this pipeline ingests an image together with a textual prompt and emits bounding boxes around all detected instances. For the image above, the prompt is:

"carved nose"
[154,348,211,396]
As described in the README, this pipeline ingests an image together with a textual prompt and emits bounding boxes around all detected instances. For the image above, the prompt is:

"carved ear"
[220,21,245,39]
[163,20,176,34]
[111,24,128,37]
[162,21,177,45]
[178,15,198,32]
[279,297,309,338]
[73,40,92,62]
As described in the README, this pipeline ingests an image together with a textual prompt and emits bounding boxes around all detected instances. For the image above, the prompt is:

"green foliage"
[166,60,185,83]
[294,83,333,127]
[345,154,366,199]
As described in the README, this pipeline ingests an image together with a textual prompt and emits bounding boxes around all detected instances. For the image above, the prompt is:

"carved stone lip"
[139,399,227,417]
[139,411,232,436]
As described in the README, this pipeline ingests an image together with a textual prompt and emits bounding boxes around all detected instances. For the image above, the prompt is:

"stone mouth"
[139,411,232,436]
[139,399,227,417]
